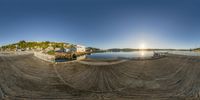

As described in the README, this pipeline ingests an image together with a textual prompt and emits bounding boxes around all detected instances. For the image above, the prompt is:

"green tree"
[18,40,27,49]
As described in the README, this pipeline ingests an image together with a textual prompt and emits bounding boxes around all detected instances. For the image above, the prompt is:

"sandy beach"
[0,54,200,100]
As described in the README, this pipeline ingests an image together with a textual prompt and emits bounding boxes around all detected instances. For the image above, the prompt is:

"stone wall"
[34,52,55,62]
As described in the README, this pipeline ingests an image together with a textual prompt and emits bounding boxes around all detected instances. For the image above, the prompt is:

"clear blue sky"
[0,0,200,49]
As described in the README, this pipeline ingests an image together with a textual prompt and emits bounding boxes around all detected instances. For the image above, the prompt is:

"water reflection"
[140,51,145,56]
[55,55,86,62]
[55,51,200,62]
[170,51,200,56]
[86,51,154,60]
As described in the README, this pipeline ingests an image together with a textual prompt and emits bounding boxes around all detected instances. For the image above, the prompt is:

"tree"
[18,40,27,49]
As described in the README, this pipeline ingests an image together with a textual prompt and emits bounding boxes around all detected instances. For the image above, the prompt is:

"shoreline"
[1,51,199,63]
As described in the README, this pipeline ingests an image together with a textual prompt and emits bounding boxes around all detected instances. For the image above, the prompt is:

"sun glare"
[140,51,145,56]
[140,43,146,49]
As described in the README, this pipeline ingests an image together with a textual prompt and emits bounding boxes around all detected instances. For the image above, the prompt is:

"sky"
[0,0,200,49]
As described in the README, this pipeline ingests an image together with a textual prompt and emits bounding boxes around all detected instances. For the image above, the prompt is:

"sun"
[140,43,146,49]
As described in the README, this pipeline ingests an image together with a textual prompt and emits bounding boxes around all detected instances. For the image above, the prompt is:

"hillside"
[194,48,200,52]
[0,40,75,51]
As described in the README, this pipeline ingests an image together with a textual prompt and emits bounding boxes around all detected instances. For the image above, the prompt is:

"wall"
[34,52,55,62]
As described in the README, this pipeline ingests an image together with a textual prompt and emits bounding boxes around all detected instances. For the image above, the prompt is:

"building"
[52,44,86,53]
[75,45,86,52]
[62,45,86,53]
[64,48,71,52]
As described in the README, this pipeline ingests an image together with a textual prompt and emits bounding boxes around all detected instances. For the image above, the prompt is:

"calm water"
[86,51,200,60]
[55,55,87,62]
[169,51,200,56]
[54,51,200,62]
[86,51,154,59]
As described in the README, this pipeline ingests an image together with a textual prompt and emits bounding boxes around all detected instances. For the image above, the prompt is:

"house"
[63,45,86,53]
[53,44,86,53]
[75,45,85,52]
[64,48,71,52]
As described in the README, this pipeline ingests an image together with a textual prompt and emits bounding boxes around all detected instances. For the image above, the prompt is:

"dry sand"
[0,54,200,100]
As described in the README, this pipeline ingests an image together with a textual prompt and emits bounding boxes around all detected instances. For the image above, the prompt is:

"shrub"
[47,50,55,55]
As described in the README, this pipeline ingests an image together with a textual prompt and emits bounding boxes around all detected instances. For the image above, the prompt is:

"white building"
[53,44,86,53]
[64,45,86,53]
[75,45,86,52]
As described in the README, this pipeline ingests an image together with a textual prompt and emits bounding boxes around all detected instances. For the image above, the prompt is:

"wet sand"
[0,54,200,100]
